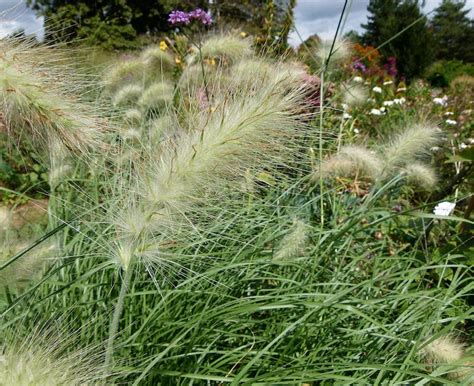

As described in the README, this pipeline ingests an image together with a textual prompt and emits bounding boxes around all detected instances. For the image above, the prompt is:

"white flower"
[396,87,406,92]
[430,146,440,152]
[383,100,394,107]
[383,80,393,85]
[370,108,382,115]
[341,103,349,111]
[353,128,360,134]
[393,97,406,105]
[433,95,448,106]
[433,201,456,217]
[468,138,474,144]
[444,111,454,116]
[342,112,352,119]
[380,106,386,112]
[445,119,457,125]
[353,76,363,83]
[372,86,382,93]
[459,143,467,149]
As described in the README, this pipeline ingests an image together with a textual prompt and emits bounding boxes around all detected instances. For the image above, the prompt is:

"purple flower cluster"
[168,8,212,26]
[384,56,398,77]
[352,60,367,73]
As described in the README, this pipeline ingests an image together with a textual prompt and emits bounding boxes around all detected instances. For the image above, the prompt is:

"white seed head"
[273,220,310,261]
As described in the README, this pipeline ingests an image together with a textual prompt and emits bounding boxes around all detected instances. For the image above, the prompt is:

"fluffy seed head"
[402,163,437,191]
[0,326,109,385]
[315,38,352,65]
[140,46,175,73]
[422,335,465,365]
[124,108,143,124]
[382,124,441,170]
[318,145,382,180]
[138,82,174,112]
[189,35,253,65]
[0,240,57,291]
[0,40,106,155]
[421,335,473,381]
[273,220,310,261]
[342,84,368,107]
[109,65,311,271]
[112,84,144,107]
[103,59,147,93]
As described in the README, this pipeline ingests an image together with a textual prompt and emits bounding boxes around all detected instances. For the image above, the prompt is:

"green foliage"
[1,27,473,386]
[362,0,435,80]
[426,60,474,87]
[431,0,474,63]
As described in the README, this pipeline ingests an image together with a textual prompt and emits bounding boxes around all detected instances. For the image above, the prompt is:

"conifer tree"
[362,0,434,80]
[431,0,474,62]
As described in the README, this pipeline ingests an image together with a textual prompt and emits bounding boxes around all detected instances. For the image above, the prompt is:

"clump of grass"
[102,51,312,367]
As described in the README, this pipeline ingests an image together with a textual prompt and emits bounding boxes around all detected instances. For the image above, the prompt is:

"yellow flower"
[159,40,168,51]
[175,57,182,64]
[240,32,247,38]
[210,58,216,66]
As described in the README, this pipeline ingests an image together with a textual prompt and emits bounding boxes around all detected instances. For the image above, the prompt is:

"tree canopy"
[26,0,296,51]
[362,0,435,80]
[431,0,474,62]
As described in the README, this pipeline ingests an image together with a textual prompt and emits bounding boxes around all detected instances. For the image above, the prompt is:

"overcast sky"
[0,0,473,44]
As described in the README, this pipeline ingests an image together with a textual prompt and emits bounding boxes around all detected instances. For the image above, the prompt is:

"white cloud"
[0,1,44,39]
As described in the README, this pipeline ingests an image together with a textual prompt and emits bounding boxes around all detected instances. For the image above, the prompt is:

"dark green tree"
[362,0,434,80]
[431,0,474,62]
[26,0,206,49]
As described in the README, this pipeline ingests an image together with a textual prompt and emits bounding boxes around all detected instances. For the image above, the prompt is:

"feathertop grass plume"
[123,108,143,124]
[382,123,441,169]
[0,207,11,231]
[318,145,382,180]
[421,335,473,381]
[111,68,311,271]
[0,240,57,292]
[149,115,174,143]
[315,38,352,65]
[112,84,144,107]
[189,34,253,65]
[138,82,174,112]
[140,46,175,73]
[103,59,147,93]
[0,327,108,385]
[402,163,437,191]
[273,220,310,261]
[342,84,368,107]
[0,39,106,155]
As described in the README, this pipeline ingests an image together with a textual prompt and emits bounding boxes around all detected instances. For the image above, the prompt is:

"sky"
[0,0,473,44]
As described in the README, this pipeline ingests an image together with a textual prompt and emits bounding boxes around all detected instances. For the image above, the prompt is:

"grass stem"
[105,264,133,370]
